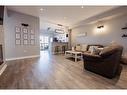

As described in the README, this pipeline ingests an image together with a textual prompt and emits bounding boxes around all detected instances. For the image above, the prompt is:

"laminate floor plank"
[0,51,127,89]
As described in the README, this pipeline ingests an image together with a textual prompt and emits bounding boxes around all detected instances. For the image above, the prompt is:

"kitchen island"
[51,42,68,54]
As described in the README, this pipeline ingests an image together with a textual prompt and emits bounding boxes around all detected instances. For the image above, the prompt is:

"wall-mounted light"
[97,25,104,33]
[96,23,104,33]
[94,21,106,35]
[97,25,104,29]
[97,21,104,30]
[21,23,29,27]
[97,22,104,32]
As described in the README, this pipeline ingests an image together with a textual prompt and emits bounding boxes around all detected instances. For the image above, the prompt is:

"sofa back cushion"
[81,44,88,52]
[99,44,123,57]
[75,45,81,51]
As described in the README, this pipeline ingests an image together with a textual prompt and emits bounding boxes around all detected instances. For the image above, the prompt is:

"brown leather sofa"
[83,44,123,79]
[0,45,3,65]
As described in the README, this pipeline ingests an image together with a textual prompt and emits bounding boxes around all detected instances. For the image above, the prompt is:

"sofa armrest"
[83,53,102,61]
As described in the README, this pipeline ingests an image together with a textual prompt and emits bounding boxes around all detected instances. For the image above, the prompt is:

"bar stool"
[54,46,60,54]
[61,45,66,54]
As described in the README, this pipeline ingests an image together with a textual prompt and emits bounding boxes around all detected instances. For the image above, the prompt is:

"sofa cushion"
[99,46,114,57]
[98,47,104,51]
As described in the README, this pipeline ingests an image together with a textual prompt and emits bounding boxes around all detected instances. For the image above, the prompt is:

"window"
[40,36,49,50]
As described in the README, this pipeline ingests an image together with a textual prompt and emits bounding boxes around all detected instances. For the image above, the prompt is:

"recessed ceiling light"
[40,8,44,11]
[81,6,84,8]
[64,17,67,19]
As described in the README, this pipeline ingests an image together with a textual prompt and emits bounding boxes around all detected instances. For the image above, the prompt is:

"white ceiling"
[7,6,115,31]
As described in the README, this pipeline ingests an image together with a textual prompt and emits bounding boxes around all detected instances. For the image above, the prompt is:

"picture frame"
[30,40,35,45]
[22,28,28,34]
[23,40,28,45]
[77,32,87,37]
[30,29,34,34]
[23,34,28,39]
[15,33,21,39]
[15,26,35,46]
[15,26,21,33]
[15,39,21,45]
[30,35,35,39]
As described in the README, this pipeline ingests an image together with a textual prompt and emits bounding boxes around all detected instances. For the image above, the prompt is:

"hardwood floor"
[0,51,127,89]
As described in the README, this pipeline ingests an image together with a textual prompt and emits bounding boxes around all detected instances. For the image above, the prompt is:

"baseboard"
[6,55,40,61]
[0,64,7,76]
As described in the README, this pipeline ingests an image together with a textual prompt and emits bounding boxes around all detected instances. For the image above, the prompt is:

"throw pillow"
[75,45,81,51]
[81,44,88,52]
[91,47,101,55]
[89,46,98,52]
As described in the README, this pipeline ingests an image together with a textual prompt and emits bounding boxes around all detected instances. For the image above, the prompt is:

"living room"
[0,5,127,89]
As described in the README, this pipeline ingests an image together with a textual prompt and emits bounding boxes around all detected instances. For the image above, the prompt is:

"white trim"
[0,64,7,76]
[6,55,40,61]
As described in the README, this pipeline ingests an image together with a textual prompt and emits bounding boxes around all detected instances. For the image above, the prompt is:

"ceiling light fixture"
[57,24,63,26]
[40,8,44,11]
[81,0,84,8]
[64,17,67,19]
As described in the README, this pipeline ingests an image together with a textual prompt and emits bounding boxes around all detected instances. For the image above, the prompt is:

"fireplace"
[0,45,3,65]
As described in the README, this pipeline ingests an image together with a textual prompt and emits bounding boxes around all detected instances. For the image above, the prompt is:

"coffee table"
[65,50,82,62]
[121,54,127,65]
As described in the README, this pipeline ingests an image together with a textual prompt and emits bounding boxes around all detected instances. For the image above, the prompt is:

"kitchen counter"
[51,42,68,54]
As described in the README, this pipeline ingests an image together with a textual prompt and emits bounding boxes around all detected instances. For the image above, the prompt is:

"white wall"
[71,14,127,53]
[0,25,3,45]
[4,9,40,60]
